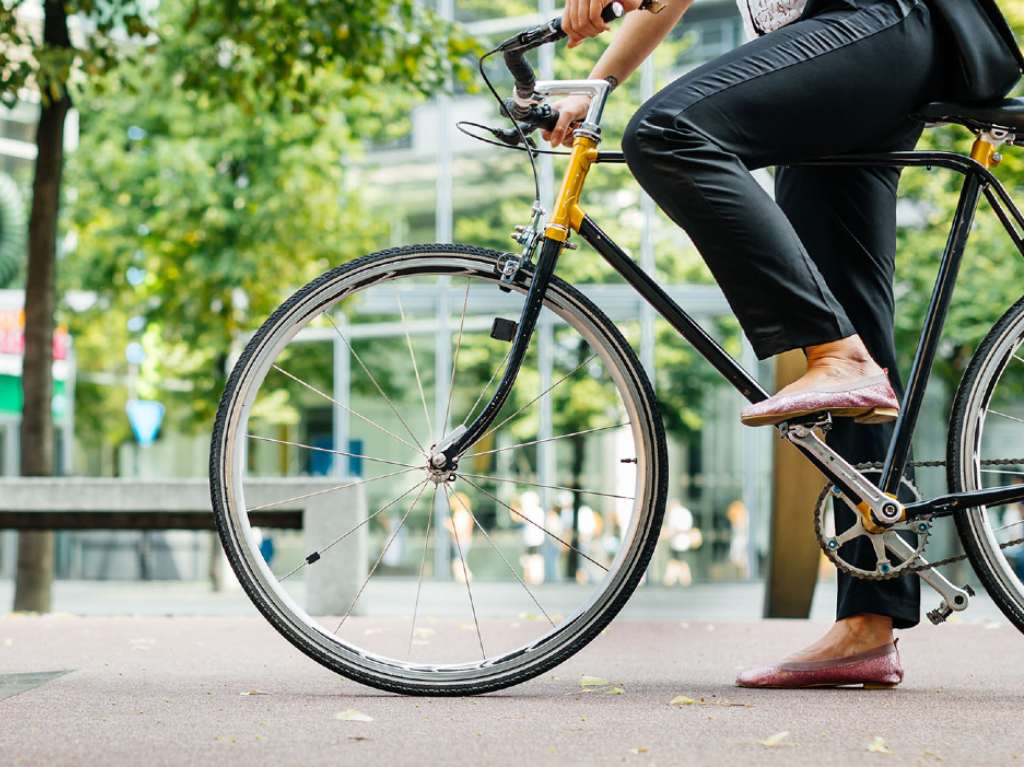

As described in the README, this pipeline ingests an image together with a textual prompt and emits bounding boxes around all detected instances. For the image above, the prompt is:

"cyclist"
[546,0,954,687]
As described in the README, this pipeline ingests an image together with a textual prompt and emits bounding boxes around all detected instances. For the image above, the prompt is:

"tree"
[894,5,1024,417]
[0,0,472,611]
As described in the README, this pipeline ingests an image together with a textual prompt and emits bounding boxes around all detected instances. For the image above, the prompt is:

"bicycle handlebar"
[500,1,625,113]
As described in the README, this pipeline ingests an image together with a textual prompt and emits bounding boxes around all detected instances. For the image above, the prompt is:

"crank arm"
[782,420,903,527]
[884,535,971,615]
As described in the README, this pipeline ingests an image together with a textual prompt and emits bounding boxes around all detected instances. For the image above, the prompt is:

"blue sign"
[126,399,165,447]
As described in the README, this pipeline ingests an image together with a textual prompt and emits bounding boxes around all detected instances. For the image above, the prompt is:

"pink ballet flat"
[735,641,903,689]
[740,371,899,427]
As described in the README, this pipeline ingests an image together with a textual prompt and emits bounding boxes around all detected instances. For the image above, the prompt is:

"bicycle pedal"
[927,602,953,625]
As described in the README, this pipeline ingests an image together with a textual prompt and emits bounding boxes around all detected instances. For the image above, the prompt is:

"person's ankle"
[804,336,882,377]
[839,614,894,648]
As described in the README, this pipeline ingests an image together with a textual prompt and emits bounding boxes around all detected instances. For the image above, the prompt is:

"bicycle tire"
[948,294,1024,633]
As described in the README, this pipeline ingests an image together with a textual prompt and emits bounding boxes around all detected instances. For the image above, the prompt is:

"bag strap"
[978,0,1024,72]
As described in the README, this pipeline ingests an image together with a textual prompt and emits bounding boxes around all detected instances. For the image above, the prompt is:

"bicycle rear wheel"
[948,296,1024,633]
[210,244,667,694]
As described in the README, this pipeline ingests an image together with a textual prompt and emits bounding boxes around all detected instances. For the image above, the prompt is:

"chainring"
[814,467,932,581]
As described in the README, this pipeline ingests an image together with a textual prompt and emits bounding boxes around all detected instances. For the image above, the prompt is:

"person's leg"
[622,0,942,409]
[772,154,922,662]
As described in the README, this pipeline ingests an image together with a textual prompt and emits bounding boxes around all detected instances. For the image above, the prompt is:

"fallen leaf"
[335,709,373,723]
[240,690,269,697]
[348,736,371,742]
[579,675,610,688]
[629,746,649,754]
[867,736,891,754]
[606,686,625,696]
[921,750,944,762]
[760,731,791,748]
[670,694,751,708]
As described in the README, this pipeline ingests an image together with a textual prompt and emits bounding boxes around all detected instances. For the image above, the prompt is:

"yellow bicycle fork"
[544,135,599,243]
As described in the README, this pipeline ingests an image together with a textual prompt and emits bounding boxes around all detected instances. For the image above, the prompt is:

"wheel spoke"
[988,408,1024,426]
[444,485,486,659]
[334,481,429,633]
[458,471,634,502]
[397,293,434,442]
[981,468,1024,477]
[272,364,424,456]
[482,353,598,441]
[461,347,513,429]
[464,423,630,459]
[448,485,554,628]
[995,517,1024,534]
[441,278,472,441]
[246,434,419,470]
[460,475,608,573]
[278,477,425,582]
[325,313,428,455]
[248,466,418,513]
[408,484,437,658]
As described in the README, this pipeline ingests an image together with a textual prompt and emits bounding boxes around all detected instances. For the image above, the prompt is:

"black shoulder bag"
[929,0,1024,102]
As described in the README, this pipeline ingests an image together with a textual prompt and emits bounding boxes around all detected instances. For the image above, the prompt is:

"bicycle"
[210,3,1024,695]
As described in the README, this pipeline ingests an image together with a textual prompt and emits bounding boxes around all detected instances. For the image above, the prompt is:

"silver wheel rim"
[214,250,661,688]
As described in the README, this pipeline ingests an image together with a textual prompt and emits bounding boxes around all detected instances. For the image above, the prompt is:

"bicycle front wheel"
[949,296,1024,633]
[210,244,667,694]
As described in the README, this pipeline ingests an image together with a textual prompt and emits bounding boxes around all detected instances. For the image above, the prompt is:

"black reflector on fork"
[491,317,517,342]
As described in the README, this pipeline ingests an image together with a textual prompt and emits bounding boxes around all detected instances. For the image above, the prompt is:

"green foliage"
[0,172,25,287]
[1,1,154,106]
[51,0,477,449]
[894,3,1024,396]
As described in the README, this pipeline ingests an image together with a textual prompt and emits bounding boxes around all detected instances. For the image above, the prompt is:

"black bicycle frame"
[442,147,1024,520]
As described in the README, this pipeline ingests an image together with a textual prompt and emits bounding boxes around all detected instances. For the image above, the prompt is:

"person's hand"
[562,0,643,48]
[541,94,592,147]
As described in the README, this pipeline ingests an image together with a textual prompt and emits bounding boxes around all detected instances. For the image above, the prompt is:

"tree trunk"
[12,0,71,613]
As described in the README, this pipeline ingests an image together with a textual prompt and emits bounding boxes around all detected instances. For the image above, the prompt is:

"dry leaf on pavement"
[671,695,697,706]
[867,736,891,754]
[335,709,374,723]
[760,731,791,748]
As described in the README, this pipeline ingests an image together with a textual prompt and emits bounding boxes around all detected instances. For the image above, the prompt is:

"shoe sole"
[740,406,899,428]
[736,680,901,689]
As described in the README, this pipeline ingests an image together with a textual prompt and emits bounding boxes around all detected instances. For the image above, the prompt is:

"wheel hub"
[426,450,457,484]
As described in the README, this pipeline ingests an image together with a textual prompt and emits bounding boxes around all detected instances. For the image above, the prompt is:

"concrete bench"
[0,477,367,616]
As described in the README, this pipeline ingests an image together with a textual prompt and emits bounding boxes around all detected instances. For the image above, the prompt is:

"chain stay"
[820,458,1024,576]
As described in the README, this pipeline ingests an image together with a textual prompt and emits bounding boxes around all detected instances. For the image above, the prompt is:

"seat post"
[970,129,1011,168]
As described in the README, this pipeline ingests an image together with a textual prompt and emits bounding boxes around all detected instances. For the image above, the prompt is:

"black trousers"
[623,0,951,628]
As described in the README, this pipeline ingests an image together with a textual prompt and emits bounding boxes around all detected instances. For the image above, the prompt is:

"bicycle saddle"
[916,98,1024,133]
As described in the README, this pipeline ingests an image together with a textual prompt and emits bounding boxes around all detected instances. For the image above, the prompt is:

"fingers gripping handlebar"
[499,2,626,122]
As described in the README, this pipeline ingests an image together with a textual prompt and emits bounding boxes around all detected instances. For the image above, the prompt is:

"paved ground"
[1,613,1021,767]
[0,577,1008,621]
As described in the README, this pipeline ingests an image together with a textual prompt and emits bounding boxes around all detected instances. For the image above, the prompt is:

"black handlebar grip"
[537,106,560,133]
[601,2,625,23]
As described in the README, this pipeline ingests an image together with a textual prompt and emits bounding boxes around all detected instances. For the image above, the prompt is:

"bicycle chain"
[815,458,1024,578]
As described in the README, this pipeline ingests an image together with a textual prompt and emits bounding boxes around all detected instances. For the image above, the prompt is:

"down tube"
[578,216,769,404]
